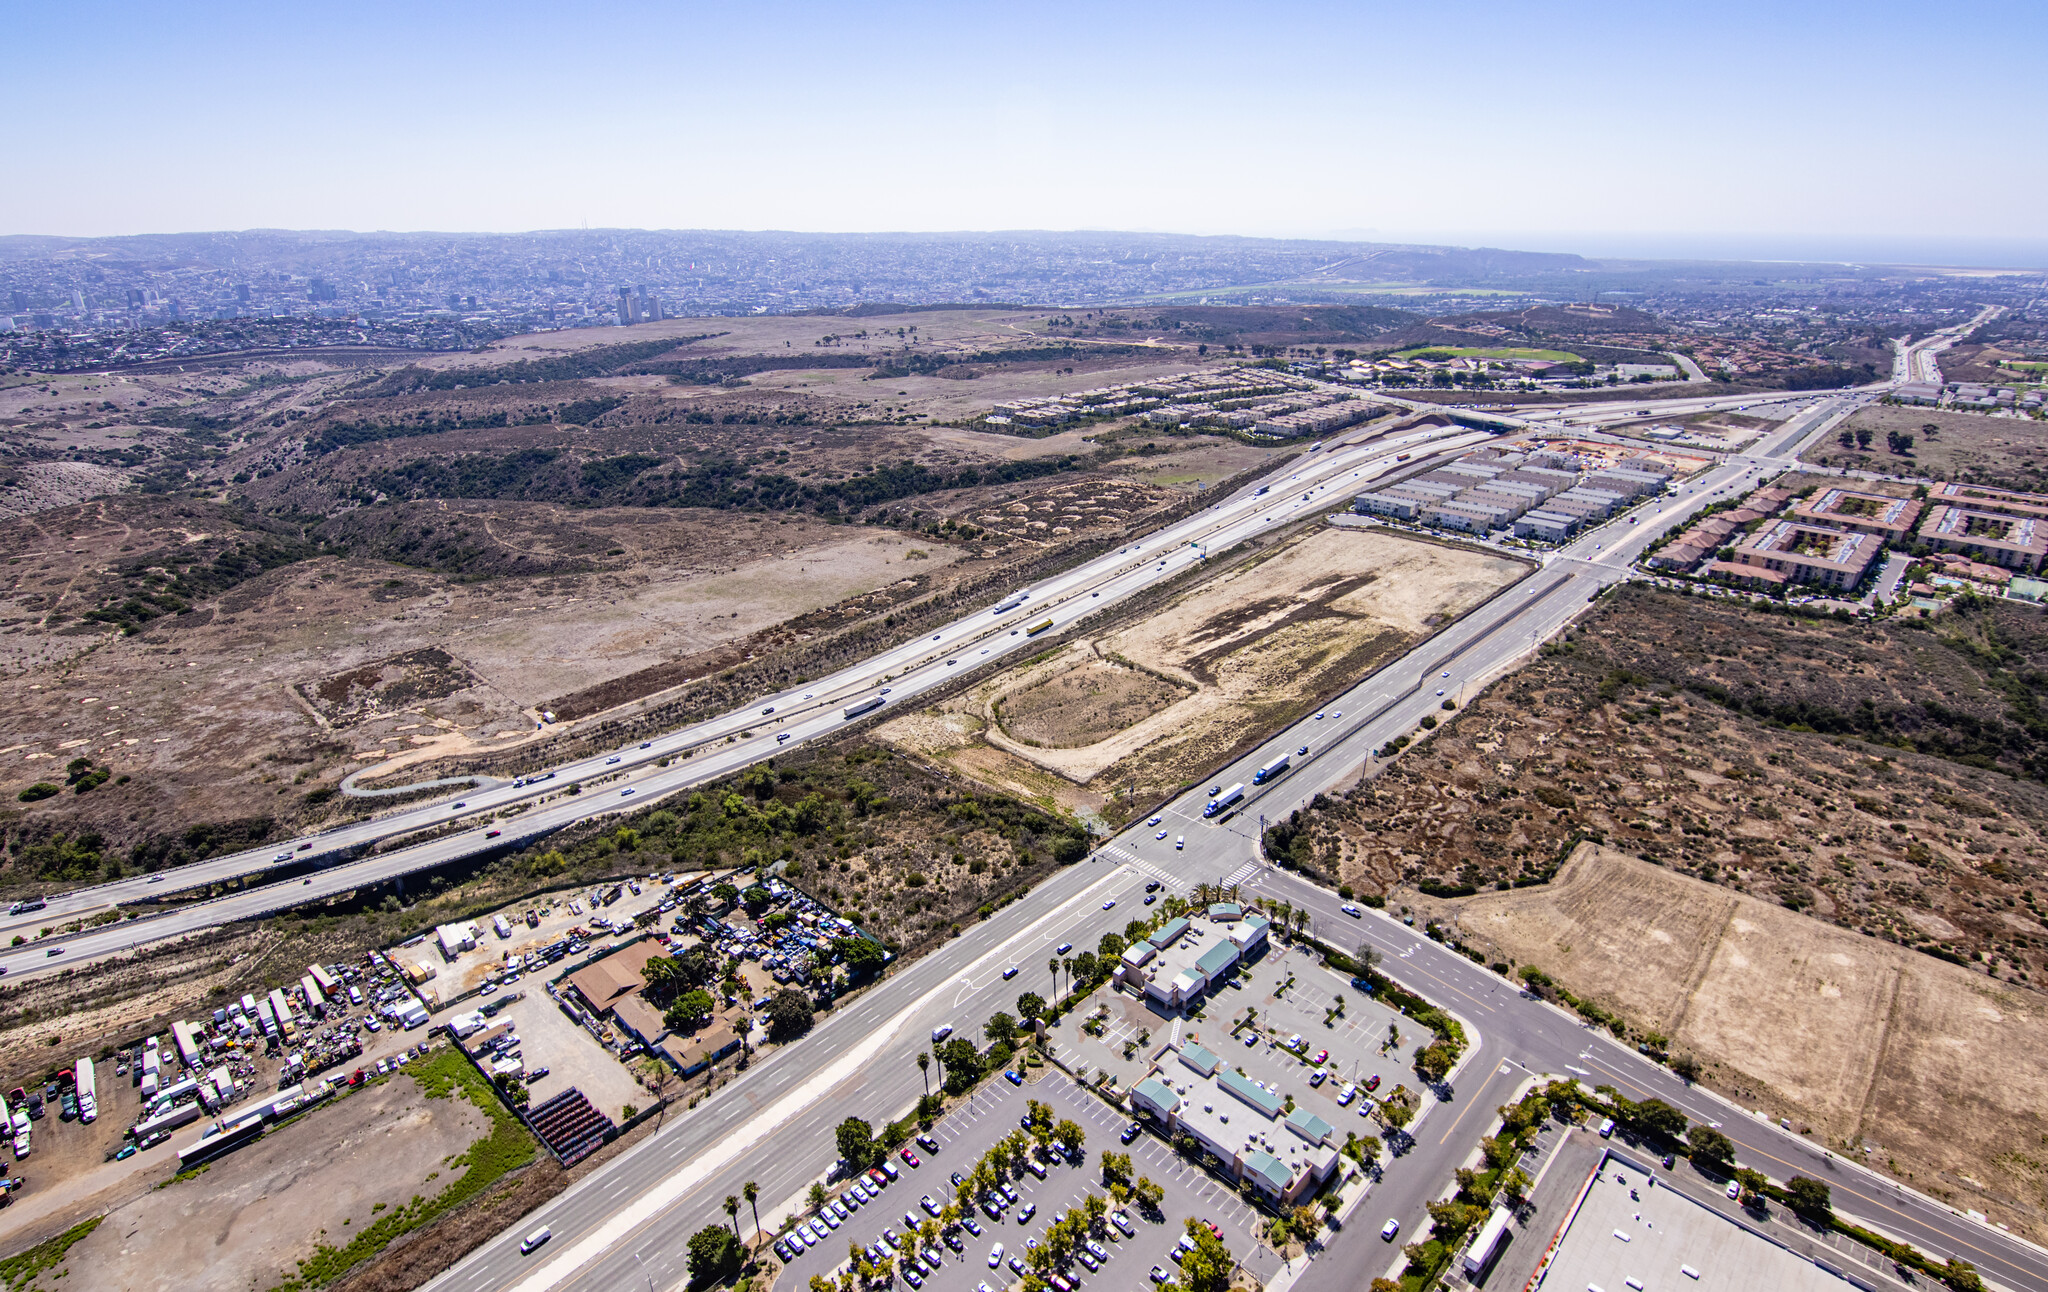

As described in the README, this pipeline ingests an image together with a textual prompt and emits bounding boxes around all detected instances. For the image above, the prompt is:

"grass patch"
[268,1047,535,1292]
[0,1217,103,1291]
[1393,346,1585,363]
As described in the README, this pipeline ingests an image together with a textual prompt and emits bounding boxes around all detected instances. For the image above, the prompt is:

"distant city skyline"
[8,0,2043,265]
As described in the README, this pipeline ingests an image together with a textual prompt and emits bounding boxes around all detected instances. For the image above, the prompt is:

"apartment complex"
[1919,504,2048,572]
[1787,487,1923,541]
[1716,520,1884,590]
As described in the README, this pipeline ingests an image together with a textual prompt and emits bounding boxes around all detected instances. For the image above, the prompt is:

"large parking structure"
[773,1071,1280,1292]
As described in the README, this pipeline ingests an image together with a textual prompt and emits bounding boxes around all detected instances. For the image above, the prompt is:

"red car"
[900,1148,921,1168]
[1364,1074,1381,1092]
[1312,1050,1329,1065]
[867,1168,889,1189]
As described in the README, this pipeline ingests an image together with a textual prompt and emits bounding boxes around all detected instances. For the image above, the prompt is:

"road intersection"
[25,317,2032,1291]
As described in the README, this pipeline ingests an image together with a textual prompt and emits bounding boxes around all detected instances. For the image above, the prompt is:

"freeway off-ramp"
[427,371,2048,1289]
[0,421,1496,973]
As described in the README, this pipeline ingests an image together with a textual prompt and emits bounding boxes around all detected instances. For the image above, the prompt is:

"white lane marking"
[492,867,1134,1292]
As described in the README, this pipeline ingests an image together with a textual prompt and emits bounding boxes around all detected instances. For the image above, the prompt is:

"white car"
[988,1243,1005,1268]
[1381,1218,1401,1241]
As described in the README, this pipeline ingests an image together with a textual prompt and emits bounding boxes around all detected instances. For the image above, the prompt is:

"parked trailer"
[492,914,513,940]
[74,1057,96,1123]
[267,988,295,1037]
[171,1020,203,1069]
[843,695,887,720]
[1025,618,1055,636]
[147,1077,201,1117]
[178,1114,265,1169]
[1251,753,1291,785]
[307,963,340,995]
[1463,1205,1513,1276]
[1203,783,1246,819]
[300,974,325,1012]
[130,1101,203,1141]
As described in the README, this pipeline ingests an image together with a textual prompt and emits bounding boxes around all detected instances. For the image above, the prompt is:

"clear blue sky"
[8,0,2042,264]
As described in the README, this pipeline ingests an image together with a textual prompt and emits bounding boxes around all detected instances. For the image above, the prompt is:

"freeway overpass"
[2,418,1503,974]
[423,362,2048,1292]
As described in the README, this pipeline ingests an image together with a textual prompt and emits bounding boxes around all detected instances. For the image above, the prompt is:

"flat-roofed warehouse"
[1533,1151,1848,1292]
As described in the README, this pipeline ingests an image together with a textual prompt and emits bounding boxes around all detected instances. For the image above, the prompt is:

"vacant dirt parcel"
[1450,845,2048,1235]
[52,1069,490,1292]
[880,526,1526,817]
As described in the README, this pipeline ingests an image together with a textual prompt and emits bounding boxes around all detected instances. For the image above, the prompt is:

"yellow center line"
[1436,1063,1517,1146]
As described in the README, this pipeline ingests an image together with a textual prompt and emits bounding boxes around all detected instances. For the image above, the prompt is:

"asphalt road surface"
[2,421,1497,974]
[426,361,2048,1292]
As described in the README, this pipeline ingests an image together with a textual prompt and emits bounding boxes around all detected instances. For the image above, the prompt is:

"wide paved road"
[432,380,2048,1292]
[2,421,1500,976]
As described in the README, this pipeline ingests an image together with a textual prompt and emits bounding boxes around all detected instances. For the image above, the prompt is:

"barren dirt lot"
[56,1072,488,1292]
[1450,845,2048,1234]
[1802,403,2048,489]
[882,527,1525,816]
[0,497,970,870]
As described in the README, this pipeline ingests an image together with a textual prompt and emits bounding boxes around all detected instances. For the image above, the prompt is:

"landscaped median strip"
[493,864,1133,1292]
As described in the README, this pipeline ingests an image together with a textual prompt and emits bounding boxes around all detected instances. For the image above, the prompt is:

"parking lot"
[775,1072,1280,1292]
[485,988,647,1120]
[1222,941,1424,1118]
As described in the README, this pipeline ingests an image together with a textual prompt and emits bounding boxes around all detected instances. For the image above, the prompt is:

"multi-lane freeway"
[414,329,2048,1292]
[2,420,1502,975]
[25,317,2034,1291]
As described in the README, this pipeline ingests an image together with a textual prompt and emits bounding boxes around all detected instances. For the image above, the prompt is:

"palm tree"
[1061,956,1074,997]
[725,1194,741,1240]
[917,1051,930,1098]
[744,1180,761,1245]
[1048,956,1059,999]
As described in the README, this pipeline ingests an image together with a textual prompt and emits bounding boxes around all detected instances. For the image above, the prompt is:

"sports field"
[1394,345,1585,363]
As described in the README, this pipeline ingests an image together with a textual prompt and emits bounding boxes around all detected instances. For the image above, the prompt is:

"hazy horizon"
[5,224,2044,276]
[7,0,2041,259]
